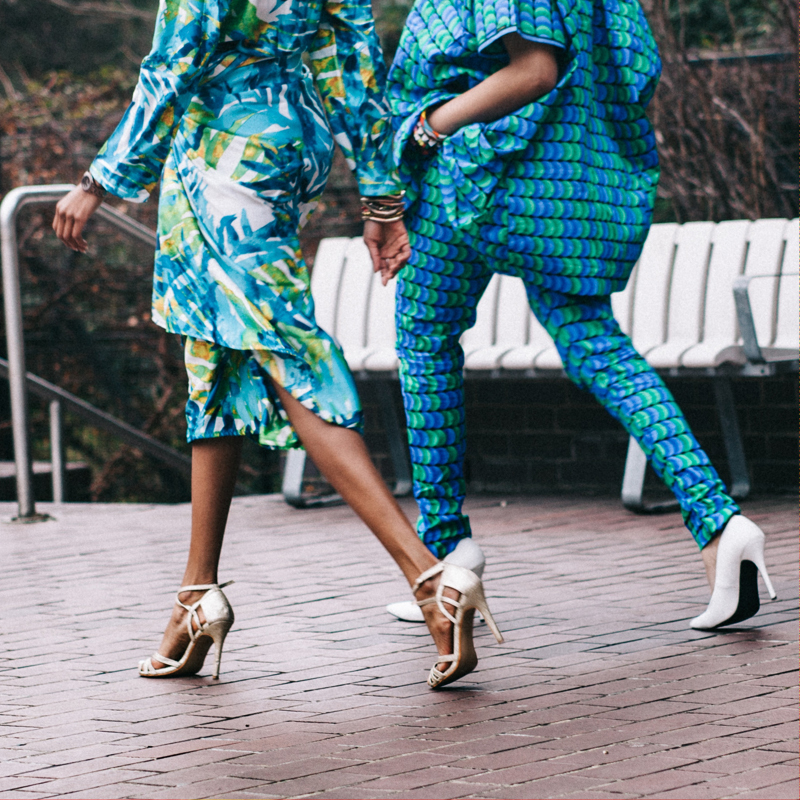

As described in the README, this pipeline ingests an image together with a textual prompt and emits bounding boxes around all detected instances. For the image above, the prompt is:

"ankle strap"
[178,581,234,593]
[412,564,443,595]
[175,581,233,643]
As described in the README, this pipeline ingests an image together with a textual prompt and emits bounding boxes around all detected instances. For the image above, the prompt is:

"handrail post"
[49,400,65,504]
[1,185,77,520]
[1,189,38,518]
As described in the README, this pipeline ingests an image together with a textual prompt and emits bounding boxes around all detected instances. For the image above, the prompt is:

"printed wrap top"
[91,0,399,201]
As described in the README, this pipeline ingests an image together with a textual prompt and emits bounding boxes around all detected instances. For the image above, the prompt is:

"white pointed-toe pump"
[413,562,503,689]
[387,538,486,623]
[139,582,234,679]
[691,516,776,630]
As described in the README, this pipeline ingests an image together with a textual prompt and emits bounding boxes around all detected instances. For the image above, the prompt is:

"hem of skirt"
[187,412,364,450]
[186,427,306,450]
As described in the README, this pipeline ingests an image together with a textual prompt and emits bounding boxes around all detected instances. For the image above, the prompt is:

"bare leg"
[271,382,455,668]
[150,436,243,668]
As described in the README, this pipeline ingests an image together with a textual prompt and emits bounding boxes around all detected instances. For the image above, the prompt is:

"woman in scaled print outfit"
[386,0,776,630]
[53,0,504,689]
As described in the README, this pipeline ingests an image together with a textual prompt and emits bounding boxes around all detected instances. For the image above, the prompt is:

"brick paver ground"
[0,494,796,800]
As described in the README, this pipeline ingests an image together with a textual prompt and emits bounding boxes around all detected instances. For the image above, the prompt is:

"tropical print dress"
[90,0,399,447]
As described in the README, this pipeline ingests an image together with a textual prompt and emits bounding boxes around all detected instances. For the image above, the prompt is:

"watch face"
[81,174,94,192]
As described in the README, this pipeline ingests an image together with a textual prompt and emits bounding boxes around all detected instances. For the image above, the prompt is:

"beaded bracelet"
[361,191,406,223]
[412,109,446,153]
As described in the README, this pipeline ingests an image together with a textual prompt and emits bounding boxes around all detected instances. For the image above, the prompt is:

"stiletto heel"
[139,581,234,679]
[209,623,227,681]
[691,516,777,630]
[413,562,503,689]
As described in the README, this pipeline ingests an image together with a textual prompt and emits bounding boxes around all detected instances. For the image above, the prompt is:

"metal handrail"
[0,357,192,473]
[0,184,190,519]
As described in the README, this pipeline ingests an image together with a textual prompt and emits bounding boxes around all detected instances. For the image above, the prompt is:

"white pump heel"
[413,562,503,689]
[691,517,776,630]
[139,582,234,679]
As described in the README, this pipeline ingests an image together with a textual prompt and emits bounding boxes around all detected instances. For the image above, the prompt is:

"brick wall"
[351,372,798,499]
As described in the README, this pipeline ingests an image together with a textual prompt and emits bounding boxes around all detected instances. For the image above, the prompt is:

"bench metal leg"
[622,377,751,513]
[713,377,750,500]
[281,448,344,509]
[621,435,679,514]
[281,379,412,508]
[375,380,412,497]
[621,436,647,511]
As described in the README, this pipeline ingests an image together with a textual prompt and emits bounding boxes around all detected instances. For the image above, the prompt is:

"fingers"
[64,215,87,253]
[363,219,411,285]
[53,188,101,252]
[364,236,383,274]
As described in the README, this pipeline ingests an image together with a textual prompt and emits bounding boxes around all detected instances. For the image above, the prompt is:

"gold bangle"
[361,192,405,222]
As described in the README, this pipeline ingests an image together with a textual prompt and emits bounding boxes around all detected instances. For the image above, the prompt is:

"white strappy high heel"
[388,539,486,622]
[413,562,503,689]
[139,582,234,679]
[691,516,777,630]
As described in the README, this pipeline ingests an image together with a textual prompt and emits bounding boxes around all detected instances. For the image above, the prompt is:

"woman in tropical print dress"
[385,0,776,630]
[53,0,503,689]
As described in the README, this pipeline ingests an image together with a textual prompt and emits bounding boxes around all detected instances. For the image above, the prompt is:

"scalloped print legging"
[396,205,739,559]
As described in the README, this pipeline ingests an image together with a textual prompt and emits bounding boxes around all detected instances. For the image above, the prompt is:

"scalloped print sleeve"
[308,0,400,196]
[475,0,567,52]
[90,0,225,201]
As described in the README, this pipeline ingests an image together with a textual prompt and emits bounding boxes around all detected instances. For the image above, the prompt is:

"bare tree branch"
[0,64,20,101]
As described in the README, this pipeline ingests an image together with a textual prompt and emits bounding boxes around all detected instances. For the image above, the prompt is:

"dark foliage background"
[0,0,795,502]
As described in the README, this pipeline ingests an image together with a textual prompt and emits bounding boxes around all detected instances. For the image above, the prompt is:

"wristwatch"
[80,171,108,199]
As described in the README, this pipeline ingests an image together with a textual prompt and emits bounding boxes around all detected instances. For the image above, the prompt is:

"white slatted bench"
[283,218,799,509]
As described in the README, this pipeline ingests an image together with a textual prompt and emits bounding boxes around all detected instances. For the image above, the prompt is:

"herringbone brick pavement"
[0,494,796,799]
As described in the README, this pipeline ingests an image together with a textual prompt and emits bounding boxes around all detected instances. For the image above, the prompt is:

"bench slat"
[310,237,351,335]
[681,219,751,368]
[461,273,501,361]
[766,218,799,359]
[500,303,556,370]
[363,269,400,371]
[629,223,680,355]
[465,275,529,370]
[611,258,640,336]
[647,221,715,368]
[743,218,788,348]
[336,239,374,370]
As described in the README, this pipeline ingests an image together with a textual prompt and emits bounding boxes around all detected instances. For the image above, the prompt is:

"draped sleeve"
[90,0,225,202]
[474,0,567,52]
[308,0,401,196]
[389,0,572,228]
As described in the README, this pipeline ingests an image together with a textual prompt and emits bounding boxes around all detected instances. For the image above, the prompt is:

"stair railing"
[0,185,192,520]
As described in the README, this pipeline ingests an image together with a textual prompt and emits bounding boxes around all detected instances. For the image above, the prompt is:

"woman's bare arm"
[427,33,559,135]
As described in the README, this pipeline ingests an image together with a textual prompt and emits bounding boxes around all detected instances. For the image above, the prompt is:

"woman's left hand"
[53,186,103,253]
[363,219,412,286]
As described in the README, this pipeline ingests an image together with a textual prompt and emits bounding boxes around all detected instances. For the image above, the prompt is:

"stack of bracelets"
[412,108,447,153]
[361,191,406,223]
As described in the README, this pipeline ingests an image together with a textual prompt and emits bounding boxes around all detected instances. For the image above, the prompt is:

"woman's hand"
[363,219,411,286]
[53,186,104,253]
